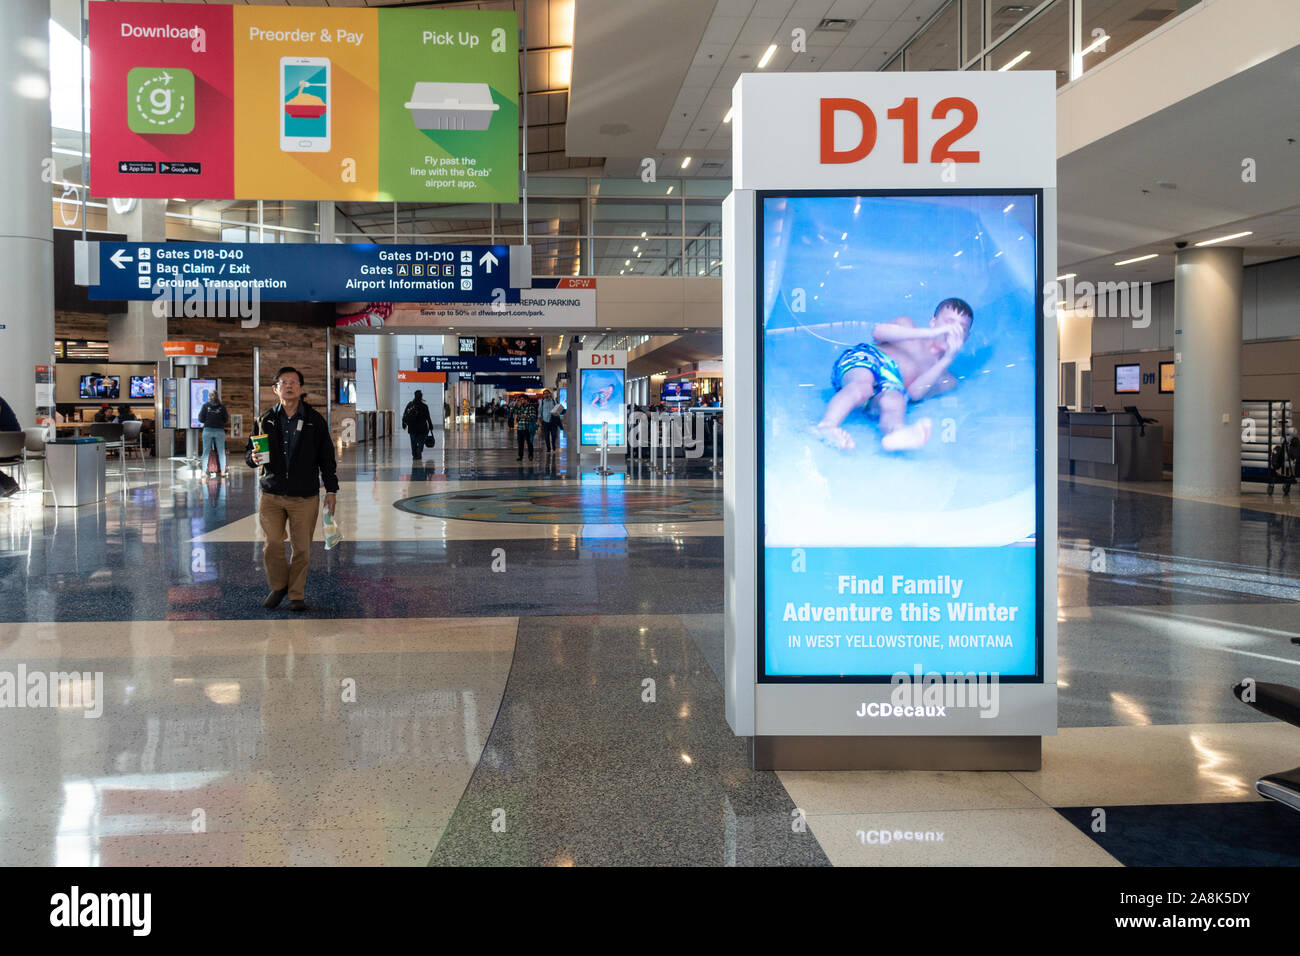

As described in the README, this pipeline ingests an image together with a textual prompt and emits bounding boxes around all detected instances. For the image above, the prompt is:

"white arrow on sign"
[478,251,499,273]
[110,248,133,270]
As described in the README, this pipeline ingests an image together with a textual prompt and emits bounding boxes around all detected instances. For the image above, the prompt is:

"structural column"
[374,333,399,416]
[1172,246,1243,497]
[0,0,55,428]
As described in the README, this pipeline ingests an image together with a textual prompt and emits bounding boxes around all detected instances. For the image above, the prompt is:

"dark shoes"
[263,588,287,609]
[290,599,308,612]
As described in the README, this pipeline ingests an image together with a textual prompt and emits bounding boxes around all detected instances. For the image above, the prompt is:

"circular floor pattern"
[394,485,723,524]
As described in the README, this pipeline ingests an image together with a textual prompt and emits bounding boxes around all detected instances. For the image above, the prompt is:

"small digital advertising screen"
[758,190,1042,681]
[129,375,155,399]
[79,375,120,400]
[580,368,625,445]
[1115,364,1141,394]
[1158,361,1174,394]
[189,379,216,429]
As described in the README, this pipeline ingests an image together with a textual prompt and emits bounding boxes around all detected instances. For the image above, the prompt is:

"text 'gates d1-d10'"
[89,3,518,203]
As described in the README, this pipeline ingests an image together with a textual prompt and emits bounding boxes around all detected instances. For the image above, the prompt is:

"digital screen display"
[477,336,540,357]
[580,368,625,445]
[557,387,568,450]
[1115,364,1141,394]
[129,375,155,399]
[759,190,1042,680]
[79,375,120,400]
[189,379,216,429]
[1159,362,1174,394]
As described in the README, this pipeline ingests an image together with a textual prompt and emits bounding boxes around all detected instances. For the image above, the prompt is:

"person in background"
[0,394,20,498]
[199,389,230,477]
[514,393,538,461]
[245,367,338,613]
[93,403,112,423]
[402,389,435,461]
[537,389,559,455]
[116,404,137,422]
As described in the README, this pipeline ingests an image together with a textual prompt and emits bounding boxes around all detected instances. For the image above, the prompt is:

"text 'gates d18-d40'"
[724,70,1058,770]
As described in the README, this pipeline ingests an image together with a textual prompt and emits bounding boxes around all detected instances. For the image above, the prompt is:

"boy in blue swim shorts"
[815,298,973,451]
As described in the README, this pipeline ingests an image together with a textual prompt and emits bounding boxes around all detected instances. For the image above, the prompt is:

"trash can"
[46,438,106,507]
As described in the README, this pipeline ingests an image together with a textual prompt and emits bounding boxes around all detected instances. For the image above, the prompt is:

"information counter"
[1059,412,1163,481]
[46,438,106,507]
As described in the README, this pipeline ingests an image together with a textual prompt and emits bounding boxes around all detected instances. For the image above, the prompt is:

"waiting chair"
[89,422,126,477]
[0,431,26,495]
[1234,681,1300,813]
[122,420,146,462]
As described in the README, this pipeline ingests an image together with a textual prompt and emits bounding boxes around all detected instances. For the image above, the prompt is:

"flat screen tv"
[79,374,120,400]
[1114,363,1141,394]
[129,375,156,399]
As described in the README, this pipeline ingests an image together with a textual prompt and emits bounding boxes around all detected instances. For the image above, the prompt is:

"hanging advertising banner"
[89,2,518,203]
[724,70,1058,758]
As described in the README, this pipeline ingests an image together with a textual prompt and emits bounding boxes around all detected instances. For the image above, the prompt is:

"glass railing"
[888,0,1205,87]
[53,174,730,278]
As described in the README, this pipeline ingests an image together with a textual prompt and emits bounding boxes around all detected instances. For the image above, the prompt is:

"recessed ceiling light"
[1194,230,1253,246]
[723,107,734,124]
[758,44,778,69]
[1056,273,1076,280]
[998,50,1030,71]
[680,156,691,169]
[1115,253,1158,266]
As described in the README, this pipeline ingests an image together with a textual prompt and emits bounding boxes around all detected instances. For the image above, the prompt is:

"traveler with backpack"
[402,389,436,461]
[199,388,231,477]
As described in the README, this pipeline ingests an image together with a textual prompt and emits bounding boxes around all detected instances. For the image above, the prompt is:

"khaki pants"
[259,493,320,601]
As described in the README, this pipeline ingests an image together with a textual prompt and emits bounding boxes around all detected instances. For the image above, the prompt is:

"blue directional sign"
[89,241,518,303]
[419,355,539,374]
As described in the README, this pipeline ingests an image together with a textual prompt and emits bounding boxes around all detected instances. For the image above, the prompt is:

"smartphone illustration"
[280,57,330,153]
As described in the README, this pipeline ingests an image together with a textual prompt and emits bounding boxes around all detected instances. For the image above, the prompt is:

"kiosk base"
[752,735,1041,771]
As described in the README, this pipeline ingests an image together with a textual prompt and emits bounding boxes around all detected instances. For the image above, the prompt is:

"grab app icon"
[127,67,195,134]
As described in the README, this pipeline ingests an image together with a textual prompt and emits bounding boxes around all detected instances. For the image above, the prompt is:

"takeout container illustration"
[404,82,500,131]
[285,82,326,119]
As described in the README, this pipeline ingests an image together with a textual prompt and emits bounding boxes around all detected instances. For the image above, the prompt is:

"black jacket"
[199,401,228,429]
[402,399,434,435]
[244,401,338,497]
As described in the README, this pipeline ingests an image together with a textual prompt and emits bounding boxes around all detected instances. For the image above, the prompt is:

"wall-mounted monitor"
[1114,363,1141,394]
[347,346,356,372]
[129,375,156,399]
[79,374,120,400]
[1158,361,1174,394]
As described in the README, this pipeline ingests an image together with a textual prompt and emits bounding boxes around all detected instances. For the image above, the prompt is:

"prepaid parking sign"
[724,71,1058,747]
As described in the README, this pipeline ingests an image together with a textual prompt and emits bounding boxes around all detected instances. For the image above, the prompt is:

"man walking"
[401,389,435,460]
[245,367,338,612]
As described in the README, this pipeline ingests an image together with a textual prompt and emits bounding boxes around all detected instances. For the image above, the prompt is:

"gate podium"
[724,70,1058,770]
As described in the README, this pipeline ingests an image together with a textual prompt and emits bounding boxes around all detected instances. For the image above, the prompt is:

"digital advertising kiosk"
[575,349,628,464]
[723,70,1058,770]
